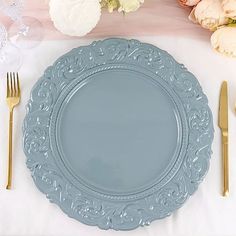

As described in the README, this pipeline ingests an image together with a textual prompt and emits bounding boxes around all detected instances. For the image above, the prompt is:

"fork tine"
[7,72,10,97]
[13,73,17,97]
[16,73,20,97]
[10,72,13,97]
[11,72,15,97]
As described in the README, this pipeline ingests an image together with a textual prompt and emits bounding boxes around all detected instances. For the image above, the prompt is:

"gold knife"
[218,81,229,197]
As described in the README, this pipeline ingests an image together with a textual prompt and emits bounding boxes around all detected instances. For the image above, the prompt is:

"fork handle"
[6,109,13,190]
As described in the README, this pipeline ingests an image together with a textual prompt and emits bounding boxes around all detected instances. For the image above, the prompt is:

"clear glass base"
[8,16,44,49]
[0,43,22,78]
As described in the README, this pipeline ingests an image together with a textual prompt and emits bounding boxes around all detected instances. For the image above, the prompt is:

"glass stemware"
[0,0,44,49]
[0,24,22,78]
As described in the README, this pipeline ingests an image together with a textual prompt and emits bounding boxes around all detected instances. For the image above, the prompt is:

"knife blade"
[218,81,229,197]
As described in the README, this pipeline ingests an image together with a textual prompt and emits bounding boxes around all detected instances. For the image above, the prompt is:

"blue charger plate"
[23,38,214,230]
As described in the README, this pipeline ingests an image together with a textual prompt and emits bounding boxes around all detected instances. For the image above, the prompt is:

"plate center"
[56,70,182,195]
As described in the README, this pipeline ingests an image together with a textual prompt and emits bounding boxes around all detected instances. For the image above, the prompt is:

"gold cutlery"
[6,72,21,190]
[218,81,229,197]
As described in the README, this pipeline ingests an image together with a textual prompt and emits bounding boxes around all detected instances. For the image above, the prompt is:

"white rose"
[49,0,101,37]
[189,0,229,30]
[222,0,236,19]
[118,0,144,13]
[211,26,236,57]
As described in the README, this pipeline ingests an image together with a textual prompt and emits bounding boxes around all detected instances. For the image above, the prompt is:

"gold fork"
[6,72,21,189]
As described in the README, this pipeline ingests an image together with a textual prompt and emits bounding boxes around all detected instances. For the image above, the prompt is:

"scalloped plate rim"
[22,38,214,231]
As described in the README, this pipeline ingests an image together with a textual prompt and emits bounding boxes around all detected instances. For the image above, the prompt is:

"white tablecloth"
[0,36,236,236]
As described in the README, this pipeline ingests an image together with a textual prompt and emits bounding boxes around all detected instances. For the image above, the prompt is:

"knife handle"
[222,133,229,197]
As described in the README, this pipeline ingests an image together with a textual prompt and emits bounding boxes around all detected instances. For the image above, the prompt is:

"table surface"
[0,36,236,236]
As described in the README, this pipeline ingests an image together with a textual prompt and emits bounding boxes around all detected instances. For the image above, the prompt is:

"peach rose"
[211,26,236,57]
[222,0,236,19]
[190,0,229,30]
[179,0,201,7]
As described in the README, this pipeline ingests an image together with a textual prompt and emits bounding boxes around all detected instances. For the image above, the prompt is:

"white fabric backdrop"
[0,36,236,236]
